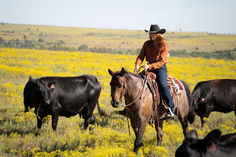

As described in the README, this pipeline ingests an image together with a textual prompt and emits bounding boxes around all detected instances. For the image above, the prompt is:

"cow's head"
[24,77,36,112]
[175,129,221,157]
[108,68,127,108]
[29,77,56,105]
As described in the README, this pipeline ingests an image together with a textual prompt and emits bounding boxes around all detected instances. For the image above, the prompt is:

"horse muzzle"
[111,100,121,108]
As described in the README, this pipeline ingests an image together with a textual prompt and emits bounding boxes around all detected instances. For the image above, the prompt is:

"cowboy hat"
[145,24,166,34]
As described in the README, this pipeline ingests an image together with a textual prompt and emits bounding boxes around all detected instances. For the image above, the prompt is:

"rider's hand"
[144,64,149,71]
[134,65,139,73]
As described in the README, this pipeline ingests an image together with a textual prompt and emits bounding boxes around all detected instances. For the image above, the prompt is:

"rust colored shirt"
[135,40,169,70]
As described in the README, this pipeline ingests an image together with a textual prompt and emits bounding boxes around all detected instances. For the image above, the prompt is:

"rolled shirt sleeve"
[135,41,147,66]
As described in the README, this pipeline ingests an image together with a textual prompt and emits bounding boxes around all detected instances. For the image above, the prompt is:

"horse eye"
[117,83,122,88]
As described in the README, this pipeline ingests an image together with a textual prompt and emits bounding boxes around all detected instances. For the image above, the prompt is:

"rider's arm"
[135,41,147,66]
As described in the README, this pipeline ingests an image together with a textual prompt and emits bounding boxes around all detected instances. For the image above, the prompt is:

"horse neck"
[124,73,143,101]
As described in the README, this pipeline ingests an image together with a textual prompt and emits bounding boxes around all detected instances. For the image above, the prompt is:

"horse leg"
[134,120,147,153]
[177,107,189,137]
[155,119,163,146]
[179,117,189,137]
[130,118,141,152]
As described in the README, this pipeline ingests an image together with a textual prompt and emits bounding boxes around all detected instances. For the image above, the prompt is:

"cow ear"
[29,76,36,83]
[187,130,198,139]
[203,129,221,150]
[183,130,198,146]
[108,69,113,76]
[120,67,127,75]
[49,82,56,90]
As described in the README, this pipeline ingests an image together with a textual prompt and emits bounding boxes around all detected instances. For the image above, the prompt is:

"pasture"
[1,23,236,55]
[0,48,235,157]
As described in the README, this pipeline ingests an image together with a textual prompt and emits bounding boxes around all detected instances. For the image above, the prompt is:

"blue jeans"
[150,64,175,112]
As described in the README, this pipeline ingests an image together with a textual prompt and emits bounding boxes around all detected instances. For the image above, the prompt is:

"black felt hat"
[145,24,166,34]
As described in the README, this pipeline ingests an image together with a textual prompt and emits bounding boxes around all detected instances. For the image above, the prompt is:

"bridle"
[123,76,147,107]
[115,66,148,108]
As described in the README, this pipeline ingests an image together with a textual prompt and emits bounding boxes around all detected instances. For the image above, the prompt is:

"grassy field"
[1,23,236,54]
[0,48,235,157]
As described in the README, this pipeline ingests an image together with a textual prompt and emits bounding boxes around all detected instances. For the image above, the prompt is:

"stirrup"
[168,108,175,117]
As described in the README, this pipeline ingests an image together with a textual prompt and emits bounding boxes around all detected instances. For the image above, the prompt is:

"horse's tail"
[180,80,195,124]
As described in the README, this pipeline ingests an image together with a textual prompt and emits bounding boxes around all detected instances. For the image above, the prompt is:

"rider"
[134,24,175,117]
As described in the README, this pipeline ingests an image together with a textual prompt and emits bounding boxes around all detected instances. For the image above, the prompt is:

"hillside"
[0,23,236,58]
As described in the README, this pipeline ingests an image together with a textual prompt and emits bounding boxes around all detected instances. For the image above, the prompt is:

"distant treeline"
[0,37,235,60]
[169,49,236,60]
[0,37,139,54]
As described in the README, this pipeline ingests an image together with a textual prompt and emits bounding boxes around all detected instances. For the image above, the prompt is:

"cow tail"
[181,80,195,124]
[97,101,105,116]
[95,77,105,116]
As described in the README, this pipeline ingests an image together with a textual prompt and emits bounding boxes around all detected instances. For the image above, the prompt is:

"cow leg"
[35,117,42,136]
[200,116,205,128]
[81,108,90,130]
[51,107,59,131]
[134,120,147,153]
[50,102,61,131]
[155,119,163,146]
[83,114,96,130]
[51,114,59,131]
[201,112,210,128]
[83,101,97,130]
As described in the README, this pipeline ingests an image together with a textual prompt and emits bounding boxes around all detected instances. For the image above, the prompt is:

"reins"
[121,66,147,108]
[124,66,147,138]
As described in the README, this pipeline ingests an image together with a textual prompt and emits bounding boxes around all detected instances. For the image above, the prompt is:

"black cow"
[23,75,104,132]
[192,79,236,127]
[175,129,236,157]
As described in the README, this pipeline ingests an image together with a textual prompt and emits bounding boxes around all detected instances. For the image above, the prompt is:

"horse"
[108,67,195,152]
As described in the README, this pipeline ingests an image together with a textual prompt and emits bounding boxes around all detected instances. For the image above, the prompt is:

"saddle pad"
[167,74,184,94]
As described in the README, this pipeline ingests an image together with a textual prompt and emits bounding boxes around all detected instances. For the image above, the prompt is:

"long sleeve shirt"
[135,40,169,70]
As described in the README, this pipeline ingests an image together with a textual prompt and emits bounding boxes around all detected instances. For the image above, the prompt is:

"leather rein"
[120,66,147,108]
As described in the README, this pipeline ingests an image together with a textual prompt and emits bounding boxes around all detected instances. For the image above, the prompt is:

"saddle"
[167,74,184,109]
[139,71,184,121]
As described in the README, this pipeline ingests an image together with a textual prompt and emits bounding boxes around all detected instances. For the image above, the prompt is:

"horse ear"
[121,67,126,75]
[108,69,113,76]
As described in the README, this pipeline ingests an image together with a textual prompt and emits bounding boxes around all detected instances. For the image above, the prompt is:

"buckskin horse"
[108,67,195,152]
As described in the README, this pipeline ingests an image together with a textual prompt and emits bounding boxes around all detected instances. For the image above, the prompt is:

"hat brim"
[144,29,166,34]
